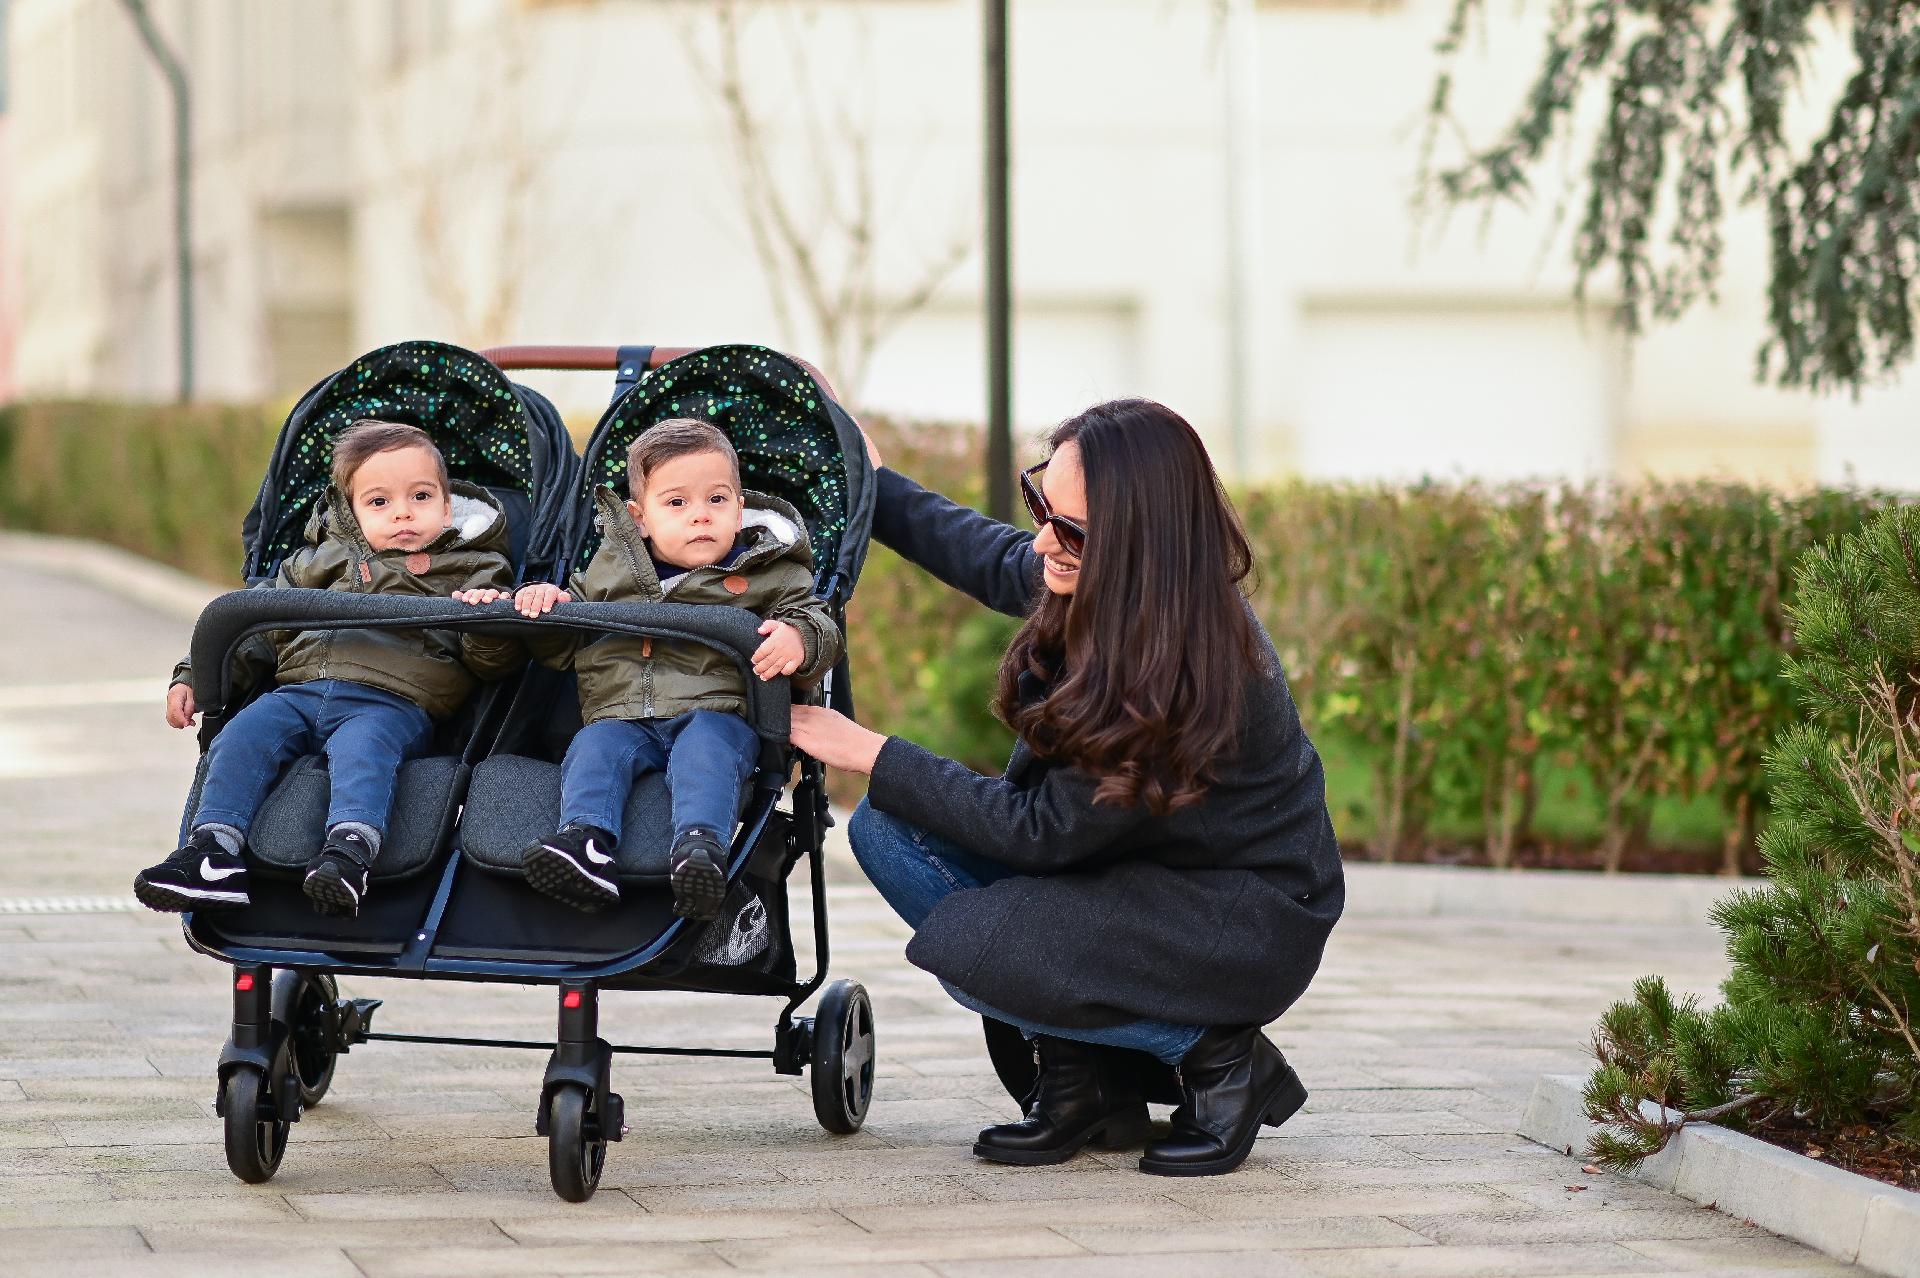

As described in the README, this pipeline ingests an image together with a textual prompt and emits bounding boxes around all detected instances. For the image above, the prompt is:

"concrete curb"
[1520,1073,1920,1276]
[0,530,219,623]
[1343,861,1764,925]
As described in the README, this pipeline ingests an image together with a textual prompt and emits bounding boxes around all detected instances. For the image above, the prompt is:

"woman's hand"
[451,587,506,605]
[790,704,886,775]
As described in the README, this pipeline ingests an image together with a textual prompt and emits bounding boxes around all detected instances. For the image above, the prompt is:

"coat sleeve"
[761,565,843,686]
[872,467,1041,619]
[454,554,527,680]
[866,736,1146,874]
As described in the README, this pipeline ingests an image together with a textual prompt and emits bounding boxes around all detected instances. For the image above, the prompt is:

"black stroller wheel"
[546,1085,605,1202]
[222,1066,288,1183]
[276,971,339,1107]
[810,980,875,1134]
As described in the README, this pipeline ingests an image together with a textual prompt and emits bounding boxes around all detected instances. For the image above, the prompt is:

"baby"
[134,420,521,918]
[459,418,840,919]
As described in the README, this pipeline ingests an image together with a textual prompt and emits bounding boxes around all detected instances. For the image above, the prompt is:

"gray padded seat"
[247,754,467,881]
[460,754,748,884]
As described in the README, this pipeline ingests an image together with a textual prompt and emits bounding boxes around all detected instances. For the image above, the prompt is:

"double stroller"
[175,339,876,1200]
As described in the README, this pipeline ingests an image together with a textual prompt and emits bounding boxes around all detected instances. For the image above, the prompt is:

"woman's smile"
[1043,555,1079,579]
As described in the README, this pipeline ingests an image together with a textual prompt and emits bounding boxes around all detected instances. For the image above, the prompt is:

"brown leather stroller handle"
[480,345,835,397]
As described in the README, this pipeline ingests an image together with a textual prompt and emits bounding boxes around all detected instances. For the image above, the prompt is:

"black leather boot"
[973,1035,1151,1166]
[1138,1025,1306,1176]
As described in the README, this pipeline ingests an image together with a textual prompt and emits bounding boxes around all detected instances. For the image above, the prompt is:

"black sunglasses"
[1020,462,1087,556]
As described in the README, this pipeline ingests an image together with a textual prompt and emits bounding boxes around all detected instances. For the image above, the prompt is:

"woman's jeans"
[847,797,1204,1065]
[559,711,758,842]
[193,679,434,837]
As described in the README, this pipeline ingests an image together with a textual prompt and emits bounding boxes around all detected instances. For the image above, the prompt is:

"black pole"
[118,0,194,402]
[984,0,1013,522]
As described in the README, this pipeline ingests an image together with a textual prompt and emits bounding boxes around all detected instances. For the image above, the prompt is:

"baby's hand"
[451,588,507,605]
[514,583,572,618]
[165,683,197,729]
[752,619,805,681]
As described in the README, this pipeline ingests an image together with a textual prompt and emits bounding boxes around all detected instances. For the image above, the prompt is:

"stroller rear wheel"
[222,1066,288,1183]
[276,971,339,1107]
[546,1084,606,1202]
[809,979,875,1134]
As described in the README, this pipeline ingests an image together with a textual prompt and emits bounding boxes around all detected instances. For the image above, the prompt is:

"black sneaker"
[523,825,621,912]
[304,829,375,918]
[133,830,251,913]
[669,828,728,921]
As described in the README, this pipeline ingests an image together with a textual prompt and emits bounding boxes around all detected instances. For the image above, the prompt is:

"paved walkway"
[0,550,1858,1276]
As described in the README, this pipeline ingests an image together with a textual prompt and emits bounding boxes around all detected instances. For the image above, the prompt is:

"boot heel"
[1095,1105,1152,1148]
[1263,1071,1308,1128]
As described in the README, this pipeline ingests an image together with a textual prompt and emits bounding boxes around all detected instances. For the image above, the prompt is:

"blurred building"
[5,0,1914,486]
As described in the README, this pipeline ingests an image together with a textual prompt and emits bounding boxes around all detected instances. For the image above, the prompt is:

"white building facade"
[7,0,1914,486]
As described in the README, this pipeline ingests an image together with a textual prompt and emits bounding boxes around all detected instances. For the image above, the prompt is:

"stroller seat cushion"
[247,754,467,881]
[460,755,747,884]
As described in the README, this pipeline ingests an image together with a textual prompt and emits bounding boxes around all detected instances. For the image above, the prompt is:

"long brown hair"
[994,399,1264,814]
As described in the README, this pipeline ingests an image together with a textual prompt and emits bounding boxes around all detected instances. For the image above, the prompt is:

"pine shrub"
[1584,506,1920,1167]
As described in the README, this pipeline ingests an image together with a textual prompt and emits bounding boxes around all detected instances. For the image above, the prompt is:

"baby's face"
[349,445,452,552]
[630,449,744,570]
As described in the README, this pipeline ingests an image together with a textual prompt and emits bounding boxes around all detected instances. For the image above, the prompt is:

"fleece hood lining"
[449,492,499,543]
[741,505,801,549]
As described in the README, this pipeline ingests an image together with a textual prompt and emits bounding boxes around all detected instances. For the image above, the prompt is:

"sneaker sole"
[303,865,363,918]
[669,848,727,921]
[133,877,249,913]
[523,845,620,913]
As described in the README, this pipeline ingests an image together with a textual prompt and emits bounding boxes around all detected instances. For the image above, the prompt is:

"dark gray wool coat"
[865,467,1346,1030]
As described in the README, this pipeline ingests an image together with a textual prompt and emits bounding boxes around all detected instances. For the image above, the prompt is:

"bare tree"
[683,0,975,403]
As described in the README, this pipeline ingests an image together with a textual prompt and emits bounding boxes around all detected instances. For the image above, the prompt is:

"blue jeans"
[847,797,1205,1064]
[194,679,434,837]
[560,711,758,841]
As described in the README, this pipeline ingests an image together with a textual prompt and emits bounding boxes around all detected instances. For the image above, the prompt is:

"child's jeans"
[559,710,758,843]
[846,796,1206,1065]
[193,679,434,838]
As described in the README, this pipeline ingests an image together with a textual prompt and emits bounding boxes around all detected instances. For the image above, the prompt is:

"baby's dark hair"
[626,419,740,498]
[332,420,449,496]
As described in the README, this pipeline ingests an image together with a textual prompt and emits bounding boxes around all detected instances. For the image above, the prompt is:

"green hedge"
[1245,483,1888,872]
[1,402,1895,871]
[0,401,279,582]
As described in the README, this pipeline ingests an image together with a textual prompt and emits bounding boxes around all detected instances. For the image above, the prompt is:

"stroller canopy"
[244,341,575,581]
[576,345,874,601]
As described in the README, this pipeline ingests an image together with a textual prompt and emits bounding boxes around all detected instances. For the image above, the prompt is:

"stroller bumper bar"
[187,589,792,741]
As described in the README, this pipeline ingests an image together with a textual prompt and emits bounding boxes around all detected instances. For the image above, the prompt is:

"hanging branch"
[1423,1,1920,394]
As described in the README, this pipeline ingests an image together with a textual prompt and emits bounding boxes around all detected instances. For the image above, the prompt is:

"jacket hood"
[309,479,510,556]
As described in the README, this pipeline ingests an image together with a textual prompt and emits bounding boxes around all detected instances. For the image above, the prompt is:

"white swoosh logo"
[200,858,245,881]
[582,838,615,866]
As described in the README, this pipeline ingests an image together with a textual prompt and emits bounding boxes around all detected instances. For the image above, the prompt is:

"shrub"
[1583,506,1920,1169]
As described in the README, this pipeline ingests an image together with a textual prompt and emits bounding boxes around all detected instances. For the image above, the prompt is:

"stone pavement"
[0,551,1862,1276]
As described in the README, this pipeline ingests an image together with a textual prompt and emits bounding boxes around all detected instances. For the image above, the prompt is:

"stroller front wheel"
[809,979,875,1134]
[546,1084,606,1202]
[222,1066,288,1183]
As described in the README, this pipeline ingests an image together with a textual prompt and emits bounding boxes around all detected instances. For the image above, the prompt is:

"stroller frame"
[181,345,875,1201]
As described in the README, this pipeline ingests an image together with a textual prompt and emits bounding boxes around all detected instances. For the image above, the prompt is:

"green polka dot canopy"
[250,341,536,575]
[577,345,868,596]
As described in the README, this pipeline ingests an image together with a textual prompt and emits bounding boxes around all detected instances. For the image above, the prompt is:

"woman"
[790,398,1343,1177]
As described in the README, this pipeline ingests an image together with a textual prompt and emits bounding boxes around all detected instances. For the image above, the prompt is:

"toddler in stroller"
[458,418,841,919]
[134,420,521,918]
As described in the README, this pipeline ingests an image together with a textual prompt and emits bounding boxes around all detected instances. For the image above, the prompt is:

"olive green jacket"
[171,481,521,719]
[540,487,841,725]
